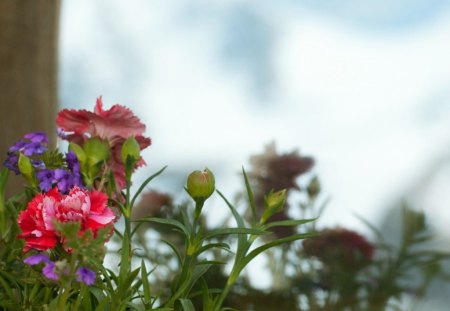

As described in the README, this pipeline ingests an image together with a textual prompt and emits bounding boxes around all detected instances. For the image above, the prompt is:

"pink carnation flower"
[18,187,115,252]
[56,97,151,189]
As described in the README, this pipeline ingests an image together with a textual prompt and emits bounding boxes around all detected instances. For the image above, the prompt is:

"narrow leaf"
[242,168,256,224]
[130,166,167,208]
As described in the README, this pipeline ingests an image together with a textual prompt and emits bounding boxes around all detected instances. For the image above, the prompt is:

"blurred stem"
[165,200,204,308]
[57,251,78,311]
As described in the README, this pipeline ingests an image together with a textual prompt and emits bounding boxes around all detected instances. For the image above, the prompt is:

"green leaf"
[95,298,111,311]
[130,166,167,208]
[178,298,196,311]
[141,260,152,302]
[242,168,257,224]
[238,233,318,273]
[197,242,232,255]
[262,218,316,230]
[203,227,267,240]
[161,239,183,265]
[136,217,190,239]
[0,274,16,303]
[216,190,247,253]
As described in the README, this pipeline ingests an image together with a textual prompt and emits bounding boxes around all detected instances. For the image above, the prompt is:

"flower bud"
[261,189,286,224]
[18,153,34,181]
[307,176,320,199]
[121,136,140,164]
[83,137,111,166]
[186,168,215,202]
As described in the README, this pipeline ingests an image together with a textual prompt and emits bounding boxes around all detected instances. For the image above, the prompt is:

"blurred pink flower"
[57,97,151,188]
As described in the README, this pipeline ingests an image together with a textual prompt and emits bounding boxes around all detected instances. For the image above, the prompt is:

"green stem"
[165,200,204,308]
[57,253,78,311]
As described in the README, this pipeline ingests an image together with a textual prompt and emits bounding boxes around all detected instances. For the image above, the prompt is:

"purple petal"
[76,267,96,285]
[24,254,51,265]
[24,132,49,144]
[43,262,59,281]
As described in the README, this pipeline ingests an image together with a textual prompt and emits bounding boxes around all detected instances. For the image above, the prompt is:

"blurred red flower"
[303,227,374,270]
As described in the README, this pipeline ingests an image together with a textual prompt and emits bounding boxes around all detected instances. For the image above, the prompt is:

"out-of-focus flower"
[42,261,59,281]
[303,228,374,270]
[37,169,55,192]
[56,97,151,189]
[54,169,73,193]
[132,191,172,220]
[18,187,115,252]
[76,267,96,285]
[250,143,314,195]
[24,253,52,265]
[248,142,314,237]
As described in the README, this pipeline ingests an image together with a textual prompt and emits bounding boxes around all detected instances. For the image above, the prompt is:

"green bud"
[68,142,87,163]
[307,176,320,199]
[121,136,140,164]
[261,189,286,224]
[186,168,215,202]
[18,153,34,181]
[83,137,111,166]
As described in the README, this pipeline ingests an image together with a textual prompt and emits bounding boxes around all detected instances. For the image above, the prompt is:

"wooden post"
[0,0,60,195]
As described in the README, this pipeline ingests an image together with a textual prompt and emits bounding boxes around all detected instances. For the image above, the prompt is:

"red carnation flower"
[56,97,151,189]
[18,187,115,252]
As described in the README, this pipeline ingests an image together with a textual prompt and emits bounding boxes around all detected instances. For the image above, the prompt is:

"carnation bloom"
[18,187,115,252]
[56,97,151,188]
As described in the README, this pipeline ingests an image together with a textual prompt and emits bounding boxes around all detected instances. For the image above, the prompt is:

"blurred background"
[59,0,450,235]
[2,0,450,309]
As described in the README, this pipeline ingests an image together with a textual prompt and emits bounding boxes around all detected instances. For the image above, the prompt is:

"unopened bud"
[261,189,286,224]
[307,176,320,199]
[186,168,215,202]
[121,136,140,164]
[18,153,34,181]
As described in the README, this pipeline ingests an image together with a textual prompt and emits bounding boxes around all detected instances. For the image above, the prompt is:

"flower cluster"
[4,132,83,193]
[1,98,151,292]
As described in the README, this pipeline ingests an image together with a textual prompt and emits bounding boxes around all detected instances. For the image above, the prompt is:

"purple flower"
[76,267,96,285]
[23,142,47,156]
[3,132,49,174]
[31,160,45,170]
[24,253,51,265]
[24,132,48,144]
[54,169,73,193]
[9,140,27,153]
[37,169,55,192]
[42,262,59,281]
[66,151,83,188]
[3,154,20,174]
